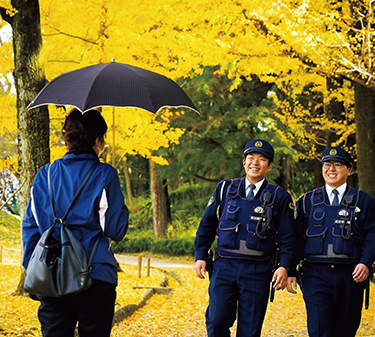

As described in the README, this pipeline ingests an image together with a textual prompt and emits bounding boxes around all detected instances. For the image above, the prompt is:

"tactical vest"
[217,178,279,260]
[303,186,363,264]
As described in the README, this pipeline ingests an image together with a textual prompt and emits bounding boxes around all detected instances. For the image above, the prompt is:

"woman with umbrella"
[22,109,129,337]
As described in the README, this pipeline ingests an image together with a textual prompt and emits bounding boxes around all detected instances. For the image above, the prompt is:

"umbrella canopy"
[28,62,198,114]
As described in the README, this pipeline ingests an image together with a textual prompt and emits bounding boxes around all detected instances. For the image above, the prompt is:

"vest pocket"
[332,226,354,255]
[226,206,240,221]
[245,223,268,252]
[305,227,328,255]
[313,210,325,221]
[218,222,240,248]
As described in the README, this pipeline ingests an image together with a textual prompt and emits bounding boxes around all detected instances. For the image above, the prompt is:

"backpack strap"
[47,161,100,267]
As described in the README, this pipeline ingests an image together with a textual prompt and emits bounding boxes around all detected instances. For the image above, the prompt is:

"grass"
[0,211,22,264]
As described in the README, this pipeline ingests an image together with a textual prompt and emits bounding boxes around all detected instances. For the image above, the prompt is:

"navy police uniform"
[195,140,296,337]
[294,147,375,337]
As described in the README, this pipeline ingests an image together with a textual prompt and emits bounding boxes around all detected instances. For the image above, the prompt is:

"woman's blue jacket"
[22,151,129,286]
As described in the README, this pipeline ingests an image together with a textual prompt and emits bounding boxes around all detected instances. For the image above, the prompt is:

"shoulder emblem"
[207,196,215,208]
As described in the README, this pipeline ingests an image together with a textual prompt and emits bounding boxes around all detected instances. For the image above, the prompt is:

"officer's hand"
[195,260,207,279]
[353,263,369,283]
[286,277,298,294]
[272,267,288,290]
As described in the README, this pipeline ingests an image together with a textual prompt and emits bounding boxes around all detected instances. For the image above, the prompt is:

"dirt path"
[115,254,195,269]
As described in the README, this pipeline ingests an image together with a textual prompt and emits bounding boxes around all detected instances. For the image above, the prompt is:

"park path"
[112,255,375,337]
[115,254,195,269]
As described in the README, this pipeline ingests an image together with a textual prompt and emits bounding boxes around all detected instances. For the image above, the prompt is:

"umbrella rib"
[154,104,200,114]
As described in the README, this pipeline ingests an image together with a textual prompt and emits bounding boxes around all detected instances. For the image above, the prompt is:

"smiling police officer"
[195,139,296,337]
[288,146,375,337]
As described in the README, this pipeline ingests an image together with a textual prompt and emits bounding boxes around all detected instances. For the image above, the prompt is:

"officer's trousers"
[205,257,272,337]
[302,263,365,337]
[37,279,116,337]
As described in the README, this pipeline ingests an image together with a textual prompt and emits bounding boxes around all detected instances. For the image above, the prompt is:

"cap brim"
[244,148,273,161]
[322,155,352,166]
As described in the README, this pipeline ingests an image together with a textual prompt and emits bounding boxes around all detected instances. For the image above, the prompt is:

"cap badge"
[329,149,337,155]
[255,141,263,148]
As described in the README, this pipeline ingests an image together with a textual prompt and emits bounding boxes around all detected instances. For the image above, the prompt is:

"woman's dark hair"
[62,109,108,150]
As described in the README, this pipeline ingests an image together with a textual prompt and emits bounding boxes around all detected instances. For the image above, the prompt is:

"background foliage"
[1,0,374,249]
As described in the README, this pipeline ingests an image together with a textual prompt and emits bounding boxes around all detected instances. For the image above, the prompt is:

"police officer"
[195,139,296,337]
[287,146,375,337]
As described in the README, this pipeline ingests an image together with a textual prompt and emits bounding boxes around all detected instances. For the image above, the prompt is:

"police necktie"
[247,184,256,200]
[332,189,339,206]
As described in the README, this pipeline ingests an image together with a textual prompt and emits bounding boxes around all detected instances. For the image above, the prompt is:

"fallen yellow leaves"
[115,265,171,310]
[112,266,375,337]
[0,262,183,336]
[0,265,40,336]
[2,262,375,336]
[111,266,208,337]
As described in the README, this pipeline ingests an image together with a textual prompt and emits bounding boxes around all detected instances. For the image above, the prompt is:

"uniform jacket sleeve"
[288,194,309,277]
[273,188,297,271]
[358,191,375,268]
[194,180,228,261]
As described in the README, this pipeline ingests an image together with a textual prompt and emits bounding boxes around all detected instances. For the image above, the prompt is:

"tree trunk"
[275,156,288,190]
[314,146,325,189]
[2,0,49,295]
[9,0,50,215]
[123,155,133,207]
[354,83,375,197]
[149,159,171,239]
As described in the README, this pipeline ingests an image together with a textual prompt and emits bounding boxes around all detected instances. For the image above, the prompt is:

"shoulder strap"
[259,182,279,207]
[343,186,360,209]
[311,187,325,206]
[48,161,99,222]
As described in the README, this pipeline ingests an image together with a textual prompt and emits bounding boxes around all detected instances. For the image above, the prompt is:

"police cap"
[244,139,274,163]
[321,146,353,167]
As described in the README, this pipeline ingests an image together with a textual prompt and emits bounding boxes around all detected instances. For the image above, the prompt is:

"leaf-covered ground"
[1,261,375,336]
[111,266,375,336]
[1,209,375,337]
[0,263,167,336]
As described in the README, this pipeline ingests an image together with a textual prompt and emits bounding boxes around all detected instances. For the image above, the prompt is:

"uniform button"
[331,264,335,269]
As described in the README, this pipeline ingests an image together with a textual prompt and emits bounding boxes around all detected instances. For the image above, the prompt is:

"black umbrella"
[27,61,198,114]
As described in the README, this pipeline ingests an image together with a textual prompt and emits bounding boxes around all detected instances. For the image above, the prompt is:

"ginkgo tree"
[234,0,374,194]
[123,0,374,194]
[1,0,375,210]
[0,0,191,220]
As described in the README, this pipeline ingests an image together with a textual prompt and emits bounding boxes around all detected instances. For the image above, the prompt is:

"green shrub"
[128,200,153,231]
[111,231,195,257]
[149,237,195,256]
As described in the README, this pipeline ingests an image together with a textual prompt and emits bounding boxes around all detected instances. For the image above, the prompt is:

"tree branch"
[43,29,98,45]
[241,8,375,92]
[194,174,222,183]
[0,6,14,25]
